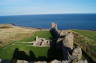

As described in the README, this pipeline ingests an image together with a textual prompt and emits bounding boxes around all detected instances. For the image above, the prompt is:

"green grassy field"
[73,30,96,41]
[0,31,52,60]
[73,29,96,50]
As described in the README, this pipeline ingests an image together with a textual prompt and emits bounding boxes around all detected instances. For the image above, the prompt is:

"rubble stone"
[34,61,47,63]
[16,60,28,63]
[71,47,82,63]
[51,60,61,63]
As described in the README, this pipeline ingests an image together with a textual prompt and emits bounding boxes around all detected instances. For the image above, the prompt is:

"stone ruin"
[32,36,50,47]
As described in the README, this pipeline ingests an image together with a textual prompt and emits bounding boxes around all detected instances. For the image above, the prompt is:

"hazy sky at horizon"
[0,0,96,16]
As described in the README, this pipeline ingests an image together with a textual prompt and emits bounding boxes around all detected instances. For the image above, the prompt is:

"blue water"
[0,14,96,30]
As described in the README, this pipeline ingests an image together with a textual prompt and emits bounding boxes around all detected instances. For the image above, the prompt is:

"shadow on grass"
[11,48,47,62]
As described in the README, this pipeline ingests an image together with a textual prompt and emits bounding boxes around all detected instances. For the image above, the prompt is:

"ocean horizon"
[0,14,96,30]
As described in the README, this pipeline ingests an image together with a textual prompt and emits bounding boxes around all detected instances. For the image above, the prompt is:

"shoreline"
[0,24,96,31]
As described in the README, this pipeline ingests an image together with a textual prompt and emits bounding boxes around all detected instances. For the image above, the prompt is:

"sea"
[0,14,96,30]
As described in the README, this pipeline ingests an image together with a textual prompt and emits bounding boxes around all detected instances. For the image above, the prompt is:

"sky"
[0,0,96,16]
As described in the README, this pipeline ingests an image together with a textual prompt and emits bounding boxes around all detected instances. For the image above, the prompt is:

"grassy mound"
[0,31,52,60]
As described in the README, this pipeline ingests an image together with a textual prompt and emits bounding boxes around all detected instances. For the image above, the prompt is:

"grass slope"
[73,30,96,61]
[0,25,39,47]
[73,30,96,41]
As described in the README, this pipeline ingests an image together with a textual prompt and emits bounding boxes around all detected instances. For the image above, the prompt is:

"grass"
[0,44,49,59]
[0,31,52,60]
[73,29,96,50]
[73,30,96,41]
[20,30,52,42]
[0,27,35,47]
[73,29,96,61]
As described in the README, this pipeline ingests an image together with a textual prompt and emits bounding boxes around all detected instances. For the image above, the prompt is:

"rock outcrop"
[63,32,74,50]
[72,47,82,61]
